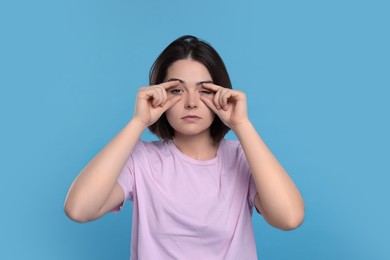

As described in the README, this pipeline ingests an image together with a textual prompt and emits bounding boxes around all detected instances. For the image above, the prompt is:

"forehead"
[166,59,212,82]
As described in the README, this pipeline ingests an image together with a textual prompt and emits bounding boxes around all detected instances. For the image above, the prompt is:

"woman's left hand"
[200,83,249,130]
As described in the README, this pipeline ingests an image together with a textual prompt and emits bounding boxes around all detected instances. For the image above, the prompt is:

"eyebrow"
[166,78,214,86]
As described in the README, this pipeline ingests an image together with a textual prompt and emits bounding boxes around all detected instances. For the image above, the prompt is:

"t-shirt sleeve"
[237,142,260,215]
[112,142,138,213]
[248,176,260,214]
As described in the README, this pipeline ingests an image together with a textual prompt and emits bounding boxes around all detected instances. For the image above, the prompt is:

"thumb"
[161,95,182,111]
[200,95,219,114]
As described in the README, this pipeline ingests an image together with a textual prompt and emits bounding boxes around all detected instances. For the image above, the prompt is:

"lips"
[181,115,201,119]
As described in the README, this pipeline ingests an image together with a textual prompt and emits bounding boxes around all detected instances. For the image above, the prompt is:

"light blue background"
[1,0,389,259]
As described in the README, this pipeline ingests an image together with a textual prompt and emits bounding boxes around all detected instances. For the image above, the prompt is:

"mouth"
[181,115,201,119]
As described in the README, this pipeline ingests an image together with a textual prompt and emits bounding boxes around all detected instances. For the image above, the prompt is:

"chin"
[172,127,211,138]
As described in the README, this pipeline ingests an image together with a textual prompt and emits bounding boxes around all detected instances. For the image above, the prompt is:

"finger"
[200,95,219,114]
[203,83,227,110]
[201,82,223,92]
[159,81,180,107]
[156,86,167,107]
[218,89,230,110]
[160,94,182,111]
[213,88,223,110]
[220,89,233,110]
[217,88,231,110]
[161,87,168,107]
[159,80,181,90]
[151,88,162,107]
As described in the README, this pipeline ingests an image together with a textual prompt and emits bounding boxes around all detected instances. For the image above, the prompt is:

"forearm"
[232,120,304,230]
[64,119,146,220]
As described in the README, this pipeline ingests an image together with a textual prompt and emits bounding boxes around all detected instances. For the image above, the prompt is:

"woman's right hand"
[133,80,182,127]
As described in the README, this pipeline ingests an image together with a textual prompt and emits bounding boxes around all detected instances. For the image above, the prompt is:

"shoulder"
[221,139,241,148]
[133,139,173,159]
[220,139,243,154]
[138,139,171,151]
[219,139,245,160]
[219,139,251,174]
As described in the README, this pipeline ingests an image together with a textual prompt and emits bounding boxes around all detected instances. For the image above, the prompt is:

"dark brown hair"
[148,35,232,143]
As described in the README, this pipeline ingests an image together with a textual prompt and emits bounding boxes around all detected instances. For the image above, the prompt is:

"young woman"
[65,35,304,259]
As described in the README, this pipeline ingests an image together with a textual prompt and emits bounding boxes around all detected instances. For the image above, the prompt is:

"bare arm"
[233,120,304,230]
[64,119,146,222]
[64,81,181,223]
[201,83,304,230]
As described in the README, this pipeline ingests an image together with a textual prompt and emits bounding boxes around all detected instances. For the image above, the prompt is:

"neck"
[172,132,218,160]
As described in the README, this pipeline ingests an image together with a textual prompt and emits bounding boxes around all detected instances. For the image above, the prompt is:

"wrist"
[128,118,149,132]
[230,118,252,134]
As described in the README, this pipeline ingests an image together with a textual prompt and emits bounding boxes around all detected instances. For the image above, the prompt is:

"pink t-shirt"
[116,139,259,259]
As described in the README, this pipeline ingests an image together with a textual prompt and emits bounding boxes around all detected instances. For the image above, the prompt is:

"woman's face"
[164,59,216,139]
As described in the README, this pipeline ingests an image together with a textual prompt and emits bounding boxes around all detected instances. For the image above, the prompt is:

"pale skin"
[65,59,304,231]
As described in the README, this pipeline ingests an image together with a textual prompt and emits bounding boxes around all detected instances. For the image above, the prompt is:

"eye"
[199,89,214,95]
[169,88,184,95]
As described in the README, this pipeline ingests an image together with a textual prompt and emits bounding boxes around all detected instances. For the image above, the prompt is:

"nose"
[185,91,198,109]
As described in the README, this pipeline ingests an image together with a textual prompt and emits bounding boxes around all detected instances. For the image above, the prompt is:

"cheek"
[203,104,215,119]
[165,105,179,123]
[202,108,216,124]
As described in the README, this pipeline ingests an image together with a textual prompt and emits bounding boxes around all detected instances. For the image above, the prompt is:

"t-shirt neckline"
[167,139,224,166]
